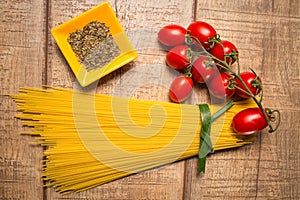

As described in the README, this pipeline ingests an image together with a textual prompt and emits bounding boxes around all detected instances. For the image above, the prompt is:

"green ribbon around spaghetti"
[198,104,213,174]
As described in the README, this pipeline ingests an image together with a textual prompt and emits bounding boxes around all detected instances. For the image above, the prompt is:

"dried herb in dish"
[67,21,120,71]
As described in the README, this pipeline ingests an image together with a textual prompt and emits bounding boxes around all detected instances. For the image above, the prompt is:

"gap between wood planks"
[43,0,50,199]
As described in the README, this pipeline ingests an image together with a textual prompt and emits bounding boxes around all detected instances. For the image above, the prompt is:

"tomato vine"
[183,30,281,133]
[158,21,281,173]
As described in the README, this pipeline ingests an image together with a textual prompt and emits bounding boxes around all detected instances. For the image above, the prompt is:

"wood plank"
[46,0,194,199]
[0,0,46,199]
[186,0,300,199]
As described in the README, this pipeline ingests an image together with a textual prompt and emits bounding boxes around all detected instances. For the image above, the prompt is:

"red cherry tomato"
[232,108,268,135]
[169,76,194,103]
[235,71,262,98]
[208,73,236,99]
[187,21,217,50]
[158,24,186,47]
[166,45,190,70]
[209,40,239,65]
[191,56,217,83]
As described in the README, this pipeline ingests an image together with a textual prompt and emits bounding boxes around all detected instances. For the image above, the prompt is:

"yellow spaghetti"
[11,87,257,193]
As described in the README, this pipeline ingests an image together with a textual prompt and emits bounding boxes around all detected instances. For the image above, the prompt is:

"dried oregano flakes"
[67,21,120,71]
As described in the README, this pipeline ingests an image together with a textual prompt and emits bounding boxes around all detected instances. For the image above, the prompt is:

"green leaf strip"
[198,104,213,174]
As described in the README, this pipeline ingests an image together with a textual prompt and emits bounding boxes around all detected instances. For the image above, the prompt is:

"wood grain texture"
[46,0,194,199]
[0,0,46,199]
[0,0,299,199]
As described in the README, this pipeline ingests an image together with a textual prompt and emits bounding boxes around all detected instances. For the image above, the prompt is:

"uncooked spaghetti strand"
[11,87,259,192]
[42,136,253,184]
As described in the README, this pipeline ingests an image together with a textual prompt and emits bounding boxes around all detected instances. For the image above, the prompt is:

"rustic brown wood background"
[1,0,299,199]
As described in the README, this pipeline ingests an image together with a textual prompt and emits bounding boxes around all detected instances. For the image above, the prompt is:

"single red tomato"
[166,45,190,70]
[191,56,217,83]
[209,40,239,65]
[232,108,268,135]
[208,73,236,99]
[158,24,186,47]
[235,71,262,98]
[169,76,194,103]
[187,21,217,50]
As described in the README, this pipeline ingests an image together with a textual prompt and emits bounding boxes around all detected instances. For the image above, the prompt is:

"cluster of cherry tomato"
[158,21,280,135]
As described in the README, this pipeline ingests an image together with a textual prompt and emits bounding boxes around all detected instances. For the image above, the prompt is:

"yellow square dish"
[51,1,138,87]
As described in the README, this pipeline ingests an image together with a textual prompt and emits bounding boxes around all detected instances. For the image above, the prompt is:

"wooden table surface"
[1,0,299,199]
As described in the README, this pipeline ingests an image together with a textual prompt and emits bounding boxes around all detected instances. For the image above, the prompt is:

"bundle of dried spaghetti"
[11,87,257,193]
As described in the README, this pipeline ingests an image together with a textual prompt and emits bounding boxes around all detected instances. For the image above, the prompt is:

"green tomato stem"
[233,85,253,97]
[211,101,234,122]
[234,75,274,132]
[266,109,281,132]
